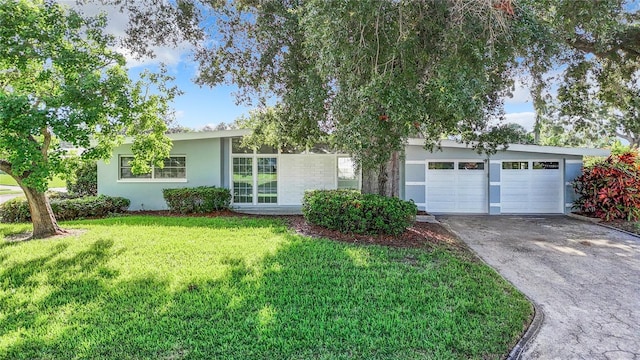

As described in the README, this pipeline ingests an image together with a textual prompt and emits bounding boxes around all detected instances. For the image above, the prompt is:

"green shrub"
[163,186,231,214]
[0,195,130,223]
[66,159,98,196]
[302,189,417,235]
[573,152,640,221]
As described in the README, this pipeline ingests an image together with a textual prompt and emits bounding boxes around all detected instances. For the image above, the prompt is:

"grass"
[0,216,532,359]
[0,174,65,188]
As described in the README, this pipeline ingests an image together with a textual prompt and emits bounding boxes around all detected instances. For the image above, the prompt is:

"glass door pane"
[233,158,253,203]
[257,158,277,204]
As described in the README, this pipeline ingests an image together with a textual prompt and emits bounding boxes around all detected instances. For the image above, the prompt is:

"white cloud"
[504,112,536,131]
[60,1,193,68]
[504,80,532,104]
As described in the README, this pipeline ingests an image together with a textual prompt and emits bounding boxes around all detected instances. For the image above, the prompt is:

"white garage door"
[425,160,488,213]
[500,161,563,213]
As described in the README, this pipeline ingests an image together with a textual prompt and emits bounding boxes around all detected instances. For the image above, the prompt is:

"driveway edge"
[439,220,545,360]
[507,303,544,360]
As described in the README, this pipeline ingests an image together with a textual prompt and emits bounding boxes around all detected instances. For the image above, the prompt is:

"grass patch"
[0,216,532,359]
[0,174,65,188]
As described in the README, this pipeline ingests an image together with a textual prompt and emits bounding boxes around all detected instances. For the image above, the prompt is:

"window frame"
[337,156,360,190]
[117,155,188,183]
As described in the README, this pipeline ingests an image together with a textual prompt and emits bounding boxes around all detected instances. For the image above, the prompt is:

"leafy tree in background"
[521,0,640,147]
[0,0,176,238]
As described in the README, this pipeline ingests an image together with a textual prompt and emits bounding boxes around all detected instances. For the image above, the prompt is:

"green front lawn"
[0,174,66,188]
[0,216,532,359]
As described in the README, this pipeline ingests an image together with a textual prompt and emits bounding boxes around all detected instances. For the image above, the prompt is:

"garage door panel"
[501,161,562,214]
[425,161,487,214]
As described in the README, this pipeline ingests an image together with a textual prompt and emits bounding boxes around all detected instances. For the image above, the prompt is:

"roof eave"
[406,138,610,157]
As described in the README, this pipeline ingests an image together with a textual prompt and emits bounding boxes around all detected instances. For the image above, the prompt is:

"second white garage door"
[426,160,488,213]
[500,160,563,214]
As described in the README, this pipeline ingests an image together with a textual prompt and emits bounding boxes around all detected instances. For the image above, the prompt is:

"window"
[257,158,277,203]
[533,161,559,170]
[337,157,359,189]
[502,162,528,170]
[119,156,186,180]
[155,157,187,178]
[458,162,484,170]
[233,158,253,203]
[428,162,454,170]
[232,138,253,154]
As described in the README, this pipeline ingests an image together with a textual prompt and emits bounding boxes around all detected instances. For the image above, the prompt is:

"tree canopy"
[520,0,640,147]
[0,0,176,237]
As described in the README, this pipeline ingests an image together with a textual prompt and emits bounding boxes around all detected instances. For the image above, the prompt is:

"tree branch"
[570,27,640,60]
[0,159,12,175]
[41,127,51,162]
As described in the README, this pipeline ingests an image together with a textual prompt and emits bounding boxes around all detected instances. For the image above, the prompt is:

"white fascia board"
[120,129,252,144]
[406,138,610,157]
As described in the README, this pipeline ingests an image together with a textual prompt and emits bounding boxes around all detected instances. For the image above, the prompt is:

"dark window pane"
[533,161,559,170]
[502,162,528,170]
[458,162,484,170]
[232,138,253,154]
[428,162,454,170]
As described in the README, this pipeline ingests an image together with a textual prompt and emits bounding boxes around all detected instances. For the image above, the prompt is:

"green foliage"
[192,1,542,173]
[162,186,231,214]
[0,0,177,235]
[522,0,640,147]
[0,216,532,359]
[66,159,98,197]
[302,190,417,235]
[572,152,640,221]
[0,195,130,223]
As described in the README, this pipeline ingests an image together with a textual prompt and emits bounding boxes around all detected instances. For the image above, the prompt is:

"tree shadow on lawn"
[0,229,530,359]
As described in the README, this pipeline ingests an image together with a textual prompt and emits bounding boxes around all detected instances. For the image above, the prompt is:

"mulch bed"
[126,210,465,250]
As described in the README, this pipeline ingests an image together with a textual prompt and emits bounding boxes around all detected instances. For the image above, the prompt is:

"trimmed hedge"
[302,189,417,235]
[0,195,130,223]
[163,186,231,214]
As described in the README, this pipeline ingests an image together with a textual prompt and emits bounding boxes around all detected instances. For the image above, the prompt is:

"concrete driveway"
[440,216,640,360]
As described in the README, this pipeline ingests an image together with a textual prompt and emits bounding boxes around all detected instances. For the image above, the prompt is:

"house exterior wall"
[97,134,592,214]
[97,138,221,210]
[403,145,584,214]
[277,155,337,205]
[564,160,584,213]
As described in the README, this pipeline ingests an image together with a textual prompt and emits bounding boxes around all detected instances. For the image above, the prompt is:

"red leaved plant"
[572,151,640,221]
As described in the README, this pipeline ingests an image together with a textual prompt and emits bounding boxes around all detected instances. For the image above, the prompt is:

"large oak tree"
[104,0,536,196]
[0,0,175,238]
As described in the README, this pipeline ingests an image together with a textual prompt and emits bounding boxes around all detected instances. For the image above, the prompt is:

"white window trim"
[117,155,188,183]
[337,156,360,190]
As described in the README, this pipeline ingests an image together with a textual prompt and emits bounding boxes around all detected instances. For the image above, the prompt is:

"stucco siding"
[98,138,221,210]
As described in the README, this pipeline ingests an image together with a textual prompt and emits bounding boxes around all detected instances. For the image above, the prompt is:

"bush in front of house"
[66,159,98,197]
[302,189,417,235]
[0,195,130,223]
[162,186,231,214]
[573,152,640,221]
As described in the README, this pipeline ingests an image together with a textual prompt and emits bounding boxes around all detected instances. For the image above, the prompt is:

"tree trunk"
[361,150,401,197]
[20,185,64,239]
